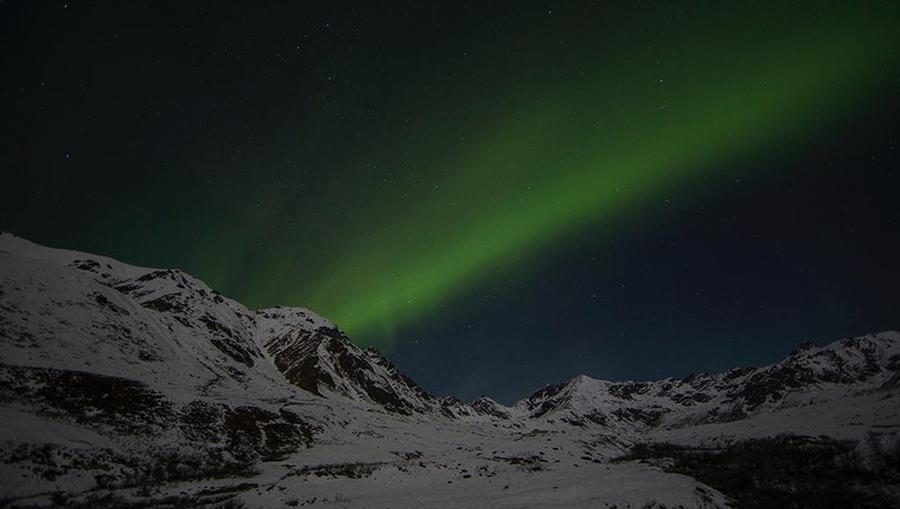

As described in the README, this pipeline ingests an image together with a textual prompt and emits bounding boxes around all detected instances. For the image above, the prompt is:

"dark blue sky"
[391,111,900,401]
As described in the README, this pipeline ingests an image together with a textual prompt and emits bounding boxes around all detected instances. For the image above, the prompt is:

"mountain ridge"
[5,231,893,413]
[1,232,898,508]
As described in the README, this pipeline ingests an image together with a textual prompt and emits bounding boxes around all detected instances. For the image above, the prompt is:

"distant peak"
[792,340,816,355]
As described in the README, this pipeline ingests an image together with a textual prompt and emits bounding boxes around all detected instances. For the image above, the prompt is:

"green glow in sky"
[276,9,896,345]
[153,5,896,349]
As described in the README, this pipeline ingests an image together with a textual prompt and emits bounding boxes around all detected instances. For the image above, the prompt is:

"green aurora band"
[212,6,898,348]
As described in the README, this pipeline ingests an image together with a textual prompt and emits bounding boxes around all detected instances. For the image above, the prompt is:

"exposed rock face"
[516,332,900,430]
[261,316,436,414]
[471,397,512,420]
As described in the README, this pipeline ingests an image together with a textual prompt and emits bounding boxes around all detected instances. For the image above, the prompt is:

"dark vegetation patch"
[0,441,260,501]
[616,434,900,508]
[0,401,315,500]
[292,462,382,479]
[490,454,546,472]
[0,364,172,434]
[0,366,317,497]
[8,491,249,508]
[2,443,123,483]
[180,401,316,464]
[515,428,553,441]
[224,407,282,462]
[390,450,423,460]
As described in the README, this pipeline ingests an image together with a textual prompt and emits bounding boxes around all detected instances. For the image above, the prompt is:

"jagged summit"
[518,331,900,429]
[0,232,446,416]
[260,313,436,414]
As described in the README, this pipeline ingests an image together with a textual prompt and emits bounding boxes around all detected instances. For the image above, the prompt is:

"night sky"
[2,2,899,403]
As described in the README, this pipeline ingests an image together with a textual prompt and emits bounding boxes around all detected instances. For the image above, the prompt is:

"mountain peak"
[261,319,437,415]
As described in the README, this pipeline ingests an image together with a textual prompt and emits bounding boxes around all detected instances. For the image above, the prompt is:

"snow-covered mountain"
[520,333,900,431]
[1,233,897,508]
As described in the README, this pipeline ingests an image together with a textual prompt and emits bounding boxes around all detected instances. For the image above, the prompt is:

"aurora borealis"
[3,2,900,401]
[300,10,896,339]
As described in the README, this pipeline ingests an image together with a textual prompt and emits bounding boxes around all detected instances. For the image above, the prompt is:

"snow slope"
[1,233,897,508]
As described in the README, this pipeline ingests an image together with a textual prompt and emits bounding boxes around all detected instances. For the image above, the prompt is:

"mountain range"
[1,233,897,508]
